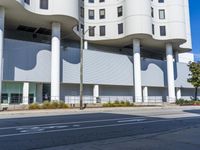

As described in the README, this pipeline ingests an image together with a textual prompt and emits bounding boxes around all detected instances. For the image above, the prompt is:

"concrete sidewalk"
[0,106,200,119]
[40,125,200,150]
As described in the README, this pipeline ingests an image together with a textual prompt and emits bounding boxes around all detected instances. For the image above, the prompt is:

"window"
[159,9,165,19]
[80,7,84,18]
[151,7,154,18]
[118,23,123,34]
[1,94,8,104]
[100,26,105,36]
[29,94,34,104]
[99,9,105,19]
[160,26,166,36]
[89,0,94,3]
[152,24,155,35]
[117,6,123,17]
[40,0,48,9]
[158,0,164,3]
[89,26,95,36]
[89,10,95,19]
[10,94,22,104]
[81,24,84,33]
[24,0,30,5]
[99,0,105,2]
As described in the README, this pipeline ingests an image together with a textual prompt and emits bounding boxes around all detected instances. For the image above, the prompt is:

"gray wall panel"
[100,85,134,97]
[60,84,93,100]
[175,63,193,88]
[3,39,51,82]
[141,59,167,87]
[3,39,193,88]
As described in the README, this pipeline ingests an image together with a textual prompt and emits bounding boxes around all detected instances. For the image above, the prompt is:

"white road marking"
[72,125,80,127]
[17,125,69,133]
[117,119,146,123]
[0,117,199,138]
[0,117,145,130]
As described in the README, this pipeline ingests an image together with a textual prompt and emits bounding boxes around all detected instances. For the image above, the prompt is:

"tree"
[188,61,200,100]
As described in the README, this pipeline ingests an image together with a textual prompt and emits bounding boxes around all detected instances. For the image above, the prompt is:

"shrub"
[176,99,186,105]
[58,101,69,109]
[42,100,51,109]
[50,101,59,109]
[194,101,200,105]
[103,101,134,107]
[125,101,131,107]
[29,103,40,110]
[176,99,200,106]
[29,100,69,110]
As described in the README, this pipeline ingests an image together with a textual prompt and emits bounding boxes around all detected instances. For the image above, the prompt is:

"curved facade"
[0,0,195,106]
[81,0,191,51]
[0,0,79,40]
[17,0,79,18]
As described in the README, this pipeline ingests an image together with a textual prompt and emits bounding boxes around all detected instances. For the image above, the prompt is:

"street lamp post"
[80,26,95,110]
[80,29,84,110]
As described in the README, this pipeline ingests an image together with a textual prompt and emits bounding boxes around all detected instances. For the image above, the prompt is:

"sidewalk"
[0,106,200,119]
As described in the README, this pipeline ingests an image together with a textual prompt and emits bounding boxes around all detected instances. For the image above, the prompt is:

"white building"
[0,0,198,105]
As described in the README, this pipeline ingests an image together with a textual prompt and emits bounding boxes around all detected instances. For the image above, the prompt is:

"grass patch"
[103,100,134,107]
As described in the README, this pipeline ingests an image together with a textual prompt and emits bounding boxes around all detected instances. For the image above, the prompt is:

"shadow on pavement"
[0,112,200,150]
[184,109,200,115]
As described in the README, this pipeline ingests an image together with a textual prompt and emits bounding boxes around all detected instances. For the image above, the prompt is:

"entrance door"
[43,84,51,101]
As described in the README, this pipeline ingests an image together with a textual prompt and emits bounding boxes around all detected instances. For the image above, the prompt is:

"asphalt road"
[0,108,200,150]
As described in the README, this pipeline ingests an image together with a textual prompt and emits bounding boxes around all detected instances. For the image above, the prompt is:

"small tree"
[188,61,200,100]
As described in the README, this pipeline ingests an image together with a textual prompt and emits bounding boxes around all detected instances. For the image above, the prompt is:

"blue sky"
[190,0,200,54]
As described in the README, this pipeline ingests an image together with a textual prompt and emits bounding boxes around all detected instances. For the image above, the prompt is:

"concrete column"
[93,85,99,103]
[23,82,29,104]
[0,7,5,101]
[166,43,176,103]
[51,22,61,101]
[133,39,142,103]
[176,88,182,100]
[36,83,43,103]
[84,41,88,50]
[143,86,148,103]
[175,51,179,62]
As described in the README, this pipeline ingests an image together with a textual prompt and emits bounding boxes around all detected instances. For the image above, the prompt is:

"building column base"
[93,85,99,103]
[51,22,61,101]
[166,43,176,103]
[133,39,142,103]
[23,82,29,105]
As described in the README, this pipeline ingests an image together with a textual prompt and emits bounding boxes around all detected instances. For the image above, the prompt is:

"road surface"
[0,107,200,150]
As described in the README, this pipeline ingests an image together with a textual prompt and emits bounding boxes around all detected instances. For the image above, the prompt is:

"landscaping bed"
[29,101,69,110]
[102,101,134,107]
[176,99,200,106]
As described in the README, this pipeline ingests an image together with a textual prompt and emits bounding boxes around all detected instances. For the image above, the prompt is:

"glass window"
[1,94,8,104]
[160,26,166,36]
[99,9,105,19]
[89,10,95,19]
[100,26,105,36]
[10,94,22,104]
[89,26,95,36]
[117,6,123,17]
[29,94,34,104]
[89,0,94,3]
[40,0,48,10]
[158,0,164,3]
[80,7,84,18]
[118,23,123,34]
[159,9,165,19]
[24,0,30,5]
